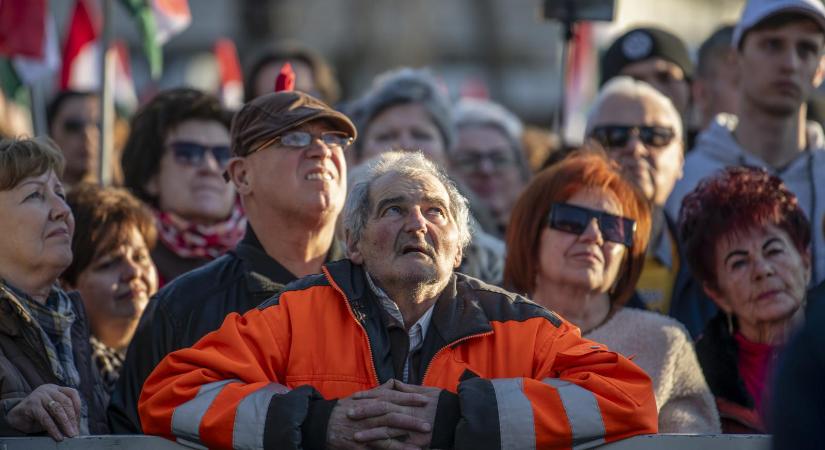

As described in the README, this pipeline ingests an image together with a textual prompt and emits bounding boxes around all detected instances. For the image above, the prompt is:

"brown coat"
[0,285,108,435]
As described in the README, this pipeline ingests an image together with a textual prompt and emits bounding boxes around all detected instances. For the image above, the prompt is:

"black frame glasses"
[548,203,636,247]
[590,125,675,149]
[168,141,232,169]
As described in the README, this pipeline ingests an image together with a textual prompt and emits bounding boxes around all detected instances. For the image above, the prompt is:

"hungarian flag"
[120,0,190,79]
[60,0,99,90]
[214,38,243,110]
[113,40,138,112]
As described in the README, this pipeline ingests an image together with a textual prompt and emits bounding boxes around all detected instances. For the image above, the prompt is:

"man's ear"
[813,54,825,88]
[346,230,364,264]
[452,245,463,269]
[703,281,733,314]
[226,157,252,195]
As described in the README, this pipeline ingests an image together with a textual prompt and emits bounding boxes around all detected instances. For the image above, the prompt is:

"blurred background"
[16,0,746,141]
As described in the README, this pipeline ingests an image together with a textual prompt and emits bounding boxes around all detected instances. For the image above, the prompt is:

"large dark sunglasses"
[548,203,636,247]
[590,125,675,149]
[168,141,232,169]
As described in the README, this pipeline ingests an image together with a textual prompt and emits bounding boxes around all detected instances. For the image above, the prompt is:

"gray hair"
[348,67,454,157]
[585,76,683,140]
[344,151,472,251]
[452,97,530,180]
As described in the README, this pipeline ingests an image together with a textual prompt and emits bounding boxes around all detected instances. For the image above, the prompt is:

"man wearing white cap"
[667,0,825,295]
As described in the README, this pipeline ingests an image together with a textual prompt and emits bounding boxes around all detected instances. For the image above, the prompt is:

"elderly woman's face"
[707,224,810,338]
[535,188,627,294]
[360,103,447,166]
[73,226,157,351]
[451,125,526,228]
[0,170,74,277]
[145,119,235,224]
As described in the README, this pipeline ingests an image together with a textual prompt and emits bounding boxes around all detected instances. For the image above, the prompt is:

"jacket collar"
[324,260,493,344]
[236,225,346,297]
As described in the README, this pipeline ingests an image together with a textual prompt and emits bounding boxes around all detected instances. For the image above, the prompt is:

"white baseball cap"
[733,0,825,48]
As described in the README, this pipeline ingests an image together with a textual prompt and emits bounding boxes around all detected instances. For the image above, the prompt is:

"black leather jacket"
[107,226,343,433]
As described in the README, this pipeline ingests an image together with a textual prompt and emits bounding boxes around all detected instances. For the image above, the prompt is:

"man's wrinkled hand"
[326,380,432,450]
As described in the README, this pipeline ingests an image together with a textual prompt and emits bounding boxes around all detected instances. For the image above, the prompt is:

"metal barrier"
[0,434,772,449]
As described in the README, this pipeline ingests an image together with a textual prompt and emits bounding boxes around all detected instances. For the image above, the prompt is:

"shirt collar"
[364,271,435,337]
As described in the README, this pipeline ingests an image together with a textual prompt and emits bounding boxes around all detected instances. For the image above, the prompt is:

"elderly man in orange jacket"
[139,151,658,450]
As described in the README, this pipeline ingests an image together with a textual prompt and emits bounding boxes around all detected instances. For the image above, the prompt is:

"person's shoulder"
[456,274,563,328]
[614,308,692,343]
[257,272,331,310]
[152,252,245,313]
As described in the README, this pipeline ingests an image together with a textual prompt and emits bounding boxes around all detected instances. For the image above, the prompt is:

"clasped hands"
[326,379,441,450]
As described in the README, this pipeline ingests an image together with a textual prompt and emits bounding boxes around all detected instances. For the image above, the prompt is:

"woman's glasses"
[590,125,675,149]
[548,203,636,247]
[168,142,232,169]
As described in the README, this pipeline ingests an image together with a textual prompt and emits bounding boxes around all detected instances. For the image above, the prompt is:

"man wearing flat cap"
[601,26,694,126]
[108,90,356,433]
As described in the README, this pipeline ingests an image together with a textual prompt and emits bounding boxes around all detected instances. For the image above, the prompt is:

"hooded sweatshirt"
[666,113,825,284]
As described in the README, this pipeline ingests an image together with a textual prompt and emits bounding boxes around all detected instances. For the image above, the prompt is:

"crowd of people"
[0,0,824,448]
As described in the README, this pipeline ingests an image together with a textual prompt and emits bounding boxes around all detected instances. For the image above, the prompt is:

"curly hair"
[120,88,231,207]
[678,166,810,288]
[504,150,651,307]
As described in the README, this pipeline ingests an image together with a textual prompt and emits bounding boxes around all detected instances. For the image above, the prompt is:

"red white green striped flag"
[119,0,190,79]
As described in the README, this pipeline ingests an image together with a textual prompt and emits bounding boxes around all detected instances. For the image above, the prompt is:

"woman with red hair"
[505,150,719,433]
[680,167,811,433]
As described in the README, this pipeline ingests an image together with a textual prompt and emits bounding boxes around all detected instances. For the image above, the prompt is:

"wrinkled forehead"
[368,171,451,209]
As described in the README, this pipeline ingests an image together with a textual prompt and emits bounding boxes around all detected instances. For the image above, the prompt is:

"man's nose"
[404,207,428,233]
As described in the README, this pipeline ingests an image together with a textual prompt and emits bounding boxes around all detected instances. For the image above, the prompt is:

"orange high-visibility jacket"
[139,260,658,449]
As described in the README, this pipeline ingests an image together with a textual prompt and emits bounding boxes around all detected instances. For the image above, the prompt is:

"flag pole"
[29,81,48,137]
[98,0,115,187]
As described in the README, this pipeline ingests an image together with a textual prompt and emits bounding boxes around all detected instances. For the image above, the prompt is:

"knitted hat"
[600,27,694,86]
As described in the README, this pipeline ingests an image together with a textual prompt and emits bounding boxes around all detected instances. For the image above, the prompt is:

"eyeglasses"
[548,203,636,247]
[590,125,675,149]
[168,141,232,169]
[451,151,517,172]
[62,118,99,135]
[253,130,354,154]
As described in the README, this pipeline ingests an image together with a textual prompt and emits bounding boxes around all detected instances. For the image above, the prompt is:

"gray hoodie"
[666,113,825,284]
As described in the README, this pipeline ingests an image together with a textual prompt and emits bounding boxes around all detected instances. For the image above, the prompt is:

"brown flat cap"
[230,91,356,156]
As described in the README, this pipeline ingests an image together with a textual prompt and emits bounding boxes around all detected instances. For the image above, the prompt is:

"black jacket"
[107,226,343,433]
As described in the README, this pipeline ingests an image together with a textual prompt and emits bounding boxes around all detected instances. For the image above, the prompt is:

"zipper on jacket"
[322,266,381,386]
[421,331,493,384]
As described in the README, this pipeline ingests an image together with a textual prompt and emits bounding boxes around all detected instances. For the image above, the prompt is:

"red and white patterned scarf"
[154,203,246,260]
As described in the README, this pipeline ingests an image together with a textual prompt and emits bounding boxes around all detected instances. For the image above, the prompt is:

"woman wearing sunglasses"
[504,151,719,433]
[680,167,811,433]
[122,88,244,285]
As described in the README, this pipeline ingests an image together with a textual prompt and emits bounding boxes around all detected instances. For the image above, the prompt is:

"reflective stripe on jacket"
[139,259,657,449]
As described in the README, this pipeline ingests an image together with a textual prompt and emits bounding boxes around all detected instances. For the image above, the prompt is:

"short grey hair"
[348,67,454,157]
[585,76,683,140]
[344,151,472,251]
[452,97,530,180]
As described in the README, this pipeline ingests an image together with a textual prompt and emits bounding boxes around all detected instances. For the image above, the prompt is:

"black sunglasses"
[590,125,675,149]
[168,141,232,169]
[548,203,636,247]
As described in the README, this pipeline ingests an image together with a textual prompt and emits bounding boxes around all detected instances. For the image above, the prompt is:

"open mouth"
[401,244,430,256]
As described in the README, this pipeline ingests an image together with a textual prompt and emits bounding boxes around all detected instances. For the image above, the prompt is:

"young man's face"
[738,18,825,116]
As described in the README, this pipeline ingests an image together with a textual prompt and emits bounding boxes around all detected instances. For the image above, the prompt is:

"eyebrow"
[374,196,406,215]
[723,250,749,265]
[762,237,782,250]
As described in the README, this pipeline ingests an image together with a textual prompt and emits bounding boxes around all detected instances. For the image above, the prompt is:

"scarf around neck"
[154,203,246,260]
